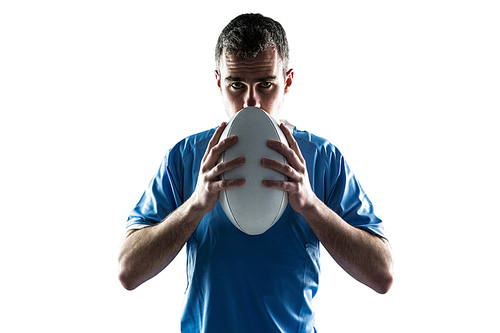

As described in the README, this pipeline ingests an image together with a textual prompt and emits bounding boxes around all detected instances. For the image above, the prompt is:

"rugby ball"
[218,107,289,235]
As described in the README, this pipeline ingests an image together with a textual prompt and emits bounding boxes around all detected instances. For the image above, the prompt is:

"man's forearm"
[301,198,394,294]
[118,124,247,291]
[118,197,206,290]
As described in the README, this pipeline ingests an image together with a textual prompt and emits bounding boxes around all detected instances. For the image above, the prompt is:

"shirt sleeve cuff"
[126,219,155,231]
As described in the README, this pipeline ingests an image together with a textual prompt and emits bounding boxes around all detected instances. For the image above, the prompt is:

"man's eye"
[261,82,273,88]
[230,82,244,89]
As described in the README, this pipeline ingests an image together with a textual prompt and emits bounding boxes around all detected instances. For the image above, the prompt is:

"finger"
[210,178,246,192]
[210,122,227,148]
[209,157,246,179]
[204,128,239,170]
[261,158,298,179]
[262,179,297,192]
[205,134,238,168]
[267,139,305,173]
[203,122,227,163]
[280,123,305,162]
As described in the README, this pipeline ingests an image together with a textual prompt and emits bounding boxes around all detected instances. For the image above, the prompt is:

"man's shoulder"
[170,126,218,157]
[292,126,341,159]
[293,127,330,145]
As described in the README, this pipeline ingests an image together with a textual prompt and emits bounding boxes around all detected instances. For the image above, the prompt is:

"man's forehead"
[221,48,283,77]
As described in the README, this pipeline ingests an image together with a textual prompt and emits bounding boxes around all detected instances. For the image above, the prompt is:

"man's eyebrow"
[225,76,245,82]
[257,75,278,82]
[225,75,278,82]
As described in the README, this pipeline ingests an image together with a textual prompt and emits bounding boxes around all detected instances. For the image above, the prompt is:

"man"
[119,13,393,332]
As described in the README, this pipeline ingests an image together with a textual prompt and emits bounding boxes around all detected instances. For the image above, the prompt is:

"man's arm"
[118,123,246,290]
[118,197,207,291]
[297,199,394,294]
[262,124,394,294]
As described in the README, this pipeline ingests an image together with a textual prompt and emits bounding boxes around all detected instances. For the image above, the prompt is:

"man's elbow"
[373,271,394,294]
[118,259,141,291]
[372,238,394,294]
[119,270,138,291]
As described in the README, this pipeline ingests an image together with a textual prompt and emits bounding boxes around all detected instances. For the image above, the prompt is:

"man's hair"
[215,13,290,77]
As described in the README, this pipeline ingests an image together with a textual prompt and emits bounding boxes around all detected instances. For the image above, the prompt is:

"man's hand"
[261,123,319,214]
[118,122,246,290]
[262,123,394,294]
[191,122,246,213]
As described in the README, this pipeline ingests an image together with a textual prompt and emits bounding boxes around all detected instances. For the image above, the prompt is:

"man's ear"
[284,68,294,94]
[215,70,222,91]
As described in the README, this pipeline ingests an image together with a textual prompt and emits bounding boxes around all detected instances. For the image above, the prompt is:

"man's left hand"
[261,123,319,214]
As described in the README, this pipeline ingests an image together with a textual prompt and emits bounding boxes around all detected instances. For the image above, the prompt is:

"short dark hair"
[215,13,290,77]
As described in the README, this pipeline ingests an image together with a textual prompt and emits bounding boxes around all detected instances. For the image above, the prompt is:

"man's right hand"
[118,122,246,290]
[190,122,246,214]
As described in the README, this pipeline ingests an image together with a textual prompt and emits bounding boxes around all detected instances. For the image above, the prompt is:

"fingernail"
[267,140,277,147]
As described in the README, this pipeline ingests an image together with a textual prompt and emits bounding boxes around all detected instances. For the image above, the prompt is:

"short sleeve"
[125,128,215,231]
[326,152,386,240]
[126,150,183,230]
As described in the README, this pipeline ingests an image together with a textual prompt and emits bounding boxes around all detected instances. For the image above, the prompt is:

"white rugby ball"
[218,107,289,235]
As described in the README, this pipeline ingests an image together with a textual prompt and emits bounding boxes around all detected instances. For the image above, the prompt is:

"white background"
[1,1,499,332]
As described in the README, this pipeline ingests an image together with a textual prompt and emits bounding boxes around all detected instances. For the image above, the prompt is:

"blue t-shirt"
[127,126,386,333]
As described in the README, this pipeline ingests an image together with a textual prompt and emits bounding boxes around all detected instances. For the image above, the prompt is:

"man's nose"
[243,87,261,108]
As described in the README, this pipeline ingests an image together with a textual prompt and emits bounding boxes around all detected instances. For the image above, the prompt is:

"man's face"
[216,48,293,120]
